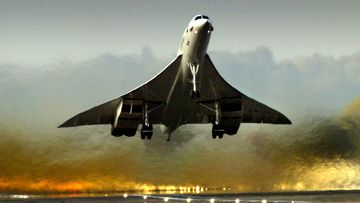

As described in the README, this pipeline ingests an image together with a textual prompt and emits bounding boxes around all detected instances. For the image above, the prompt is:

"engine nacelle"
[111,99,143,137]
[111,125,137,137]
[212,122,240,137]
[220,98,243,135]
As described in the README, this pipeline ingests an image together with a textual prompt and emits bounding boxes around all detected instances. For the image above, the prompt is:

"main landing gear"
[212,124,224,139]
[212,101,224,139]
[141,102,153,139]
[141,124,153,139]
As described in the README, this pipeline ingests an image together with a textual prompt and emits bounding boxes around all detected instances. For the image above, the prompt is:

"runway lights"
[196,186,201,193]
[11,195,29,199]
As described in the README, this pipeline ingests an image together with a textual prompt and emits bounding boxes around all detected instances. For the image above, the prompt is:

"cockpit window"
[194,15,210,21]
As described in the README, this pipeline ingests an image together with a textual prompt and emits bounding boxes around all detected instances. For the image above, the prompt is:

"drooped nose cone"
[197,20,213,33]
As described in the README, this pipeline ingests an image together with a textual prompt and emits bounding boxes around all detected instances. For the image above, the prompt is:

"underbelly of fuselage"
[162,57,204,130]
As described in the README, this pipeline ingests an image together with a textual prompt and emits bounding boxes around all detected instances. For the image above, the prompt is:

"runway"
[1,191,360,203]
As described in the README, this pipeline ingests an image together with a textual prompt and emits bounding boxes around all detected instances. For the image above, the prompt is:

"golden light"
[196,186,201,193]
[186,197,192,202]
[164,197,169,202]
[143,195,148,200]
[11,195,29,199]
[295,182,304,191]
[210,198,215,203]
[235,198,240,203]
[262,199,267,203]
[123,193,128,198]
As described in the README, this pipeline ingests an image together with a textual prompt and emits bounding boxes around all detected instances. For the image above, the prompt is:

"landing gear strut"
[141,102,153,139]
[189,63,200,98]
[212,101,224,139]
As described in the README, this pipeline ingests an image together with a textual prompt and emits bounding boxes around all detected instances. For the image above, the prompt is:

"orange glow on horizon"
[1,161,360,194]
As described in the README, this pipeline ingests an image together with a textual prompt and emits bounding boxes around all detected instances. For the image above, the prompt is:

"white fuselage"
[162,16,213,132]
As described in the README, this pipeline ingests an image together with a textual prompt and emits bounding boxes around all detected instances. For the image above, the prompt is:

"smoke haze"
[0,48,359,193]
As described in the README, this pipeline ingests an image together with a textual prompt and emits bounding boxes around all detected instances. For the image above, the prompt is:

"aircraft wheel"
[190,90,200,98]
[141,131,152,139]
[195,90,200,98]
[146,133,152,139]
[212,124,225,139]
[141,125,153,140]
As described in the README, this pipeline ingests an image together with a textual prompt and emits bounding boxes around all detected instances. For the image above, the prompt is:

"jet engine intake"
[111,99,143,137]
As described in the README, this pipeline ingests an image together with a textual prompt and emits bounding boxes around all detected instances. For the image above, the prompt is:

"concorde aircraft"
[59,15,291,141]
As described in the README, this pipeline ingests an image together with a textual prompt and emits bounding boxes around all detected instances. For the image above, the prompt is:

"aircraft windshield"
[195,15,202,20]
[194,15,210,20]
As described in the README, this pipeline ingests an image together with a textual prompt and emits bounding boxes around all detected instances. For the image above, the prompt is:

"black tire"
[141,131,152,139]
[212,124,225,139]
[195,90,200,98]
[146,133,152,139]
[190,90,200,98]
[141,125,153,140]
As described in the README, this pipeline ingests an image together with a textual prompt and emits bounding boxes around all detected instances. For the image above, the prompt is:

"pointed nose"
[198,20,213,33]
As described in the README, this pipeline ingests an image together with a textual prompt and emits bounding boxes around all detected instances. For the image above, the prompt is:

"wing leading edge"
[58,55,183,128]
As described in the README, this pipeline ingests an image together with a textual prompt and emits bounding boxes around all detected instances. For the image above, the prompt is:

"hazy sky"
[1,0,360,65]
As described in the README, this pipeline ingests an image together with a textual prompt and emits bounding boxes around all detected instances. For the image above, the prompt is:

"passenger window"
[195,16,201,20]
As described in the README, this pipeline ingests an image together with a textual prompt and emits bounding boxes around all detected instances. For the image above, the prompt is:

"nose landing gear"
[189,63,200,98]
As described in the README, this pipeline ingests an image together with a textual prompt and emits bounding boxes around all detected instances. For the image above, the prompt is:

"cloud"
[0,47,359,193]
[211,49,360,116]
